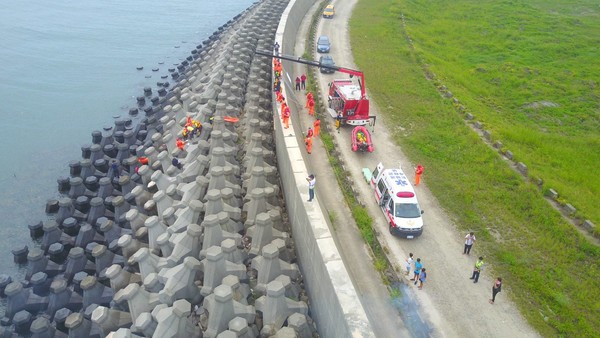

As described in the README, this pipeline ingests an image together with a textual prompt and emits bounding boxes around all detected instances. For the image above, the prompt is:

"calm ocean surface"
[0,0,255,296]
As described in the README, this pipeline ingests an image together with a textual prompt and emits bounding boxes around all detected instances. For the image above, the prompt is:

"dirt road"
[289,0,542,337]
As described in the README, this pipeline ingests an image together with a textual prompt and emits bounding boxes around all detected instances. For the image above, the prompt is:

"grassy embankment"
[349,0,600,336]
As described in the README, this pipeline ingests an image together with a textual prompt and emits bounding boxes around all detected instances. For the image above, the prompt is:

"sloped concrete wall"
[273,1,375,337]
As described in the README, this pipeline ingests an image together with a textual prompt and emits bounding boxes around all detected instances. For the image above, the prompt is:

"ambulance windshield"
[395,203,421,218]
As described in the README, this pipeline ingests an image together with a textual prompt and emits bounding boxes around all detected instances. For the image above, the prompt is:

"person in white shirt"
[464,232,476,255]
[306,174,316,202]
[406,252,414,276]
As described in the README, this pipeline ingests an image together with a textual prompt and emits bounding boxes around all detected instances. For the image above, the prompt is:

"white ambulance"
[370,162,424,238]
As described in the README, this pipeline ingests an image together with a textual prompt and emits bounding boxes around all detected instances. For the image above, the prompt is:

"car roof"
[325,4,334,9]
[320,55,333,61]
[382,168,415,192]
[318,35,329,41]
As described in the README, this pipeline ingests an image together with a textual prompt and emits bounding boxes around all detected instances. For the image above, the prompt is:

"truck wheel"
[389,224,394,235]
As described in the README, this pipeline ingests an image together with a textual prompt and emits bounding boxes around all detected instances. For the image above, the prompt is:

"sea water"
[0,0,255,312]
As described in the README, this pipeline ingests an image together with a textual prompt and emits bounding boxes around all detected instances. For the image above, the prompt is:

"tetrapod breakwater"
[0,0,320,337]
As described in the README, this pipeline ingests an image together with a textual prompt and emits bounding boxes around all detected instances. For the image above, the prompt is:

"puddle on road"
[390,281,434,338]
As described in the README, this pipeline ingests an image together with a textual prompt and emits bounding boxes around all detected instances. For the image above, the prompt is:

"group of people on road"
[463,233,503,304]
[406,253,427,290]
[295,74,307,91]
[302,91,320,155]
[404,233,503,304]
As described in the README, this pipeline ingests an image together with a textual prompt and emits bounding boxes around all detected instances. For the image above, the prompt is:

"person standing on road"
[314,118,321,137]
[306,174,316,202]
[295,76,301,91]
[412,258,422,282]
[415,164,424,186]
[306,127,313,138]
[305,135,313,154]
[307,98,315,116]
[470,256,484,283]
[301,73,307,90]
[464,232,476,255]
[335,112,343,132]
[489,277,502,304]
[417,268,427,289]
[305,92,313,108]
[405,253,414,276]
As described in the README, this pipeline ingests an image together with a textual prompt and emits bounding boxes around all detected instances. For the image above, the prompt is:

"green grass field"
[348,0,600,336]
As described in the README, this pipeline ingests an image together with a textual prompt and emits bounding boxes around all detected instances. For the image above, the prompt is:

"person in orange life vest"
[281,101,287,115]
[306,127,313,138]
[305,92,313,108]
[138,157,149,166]
[313,118,321,137]
[135,156,149,174]
[415,164,424,186]
[176,138,186,151]
[295,76,301,91]
[308,98,315,116]
[282,106,290,129]
[300,73,307,90]
[305,135,313,154]
[276,91,284,103]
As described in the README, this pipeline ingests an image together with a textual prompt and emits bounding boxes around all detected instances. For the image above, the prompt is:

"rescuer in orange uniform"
[313,118,320,137]
[305,92,313,108]
[415,164,424,186]
[276,91,284,103]
[281,101,287,114]
[307,98,315,116]
[282,105,290,129]
[176,138,186,151]
[273,59,282,73]
[305,135,313,154]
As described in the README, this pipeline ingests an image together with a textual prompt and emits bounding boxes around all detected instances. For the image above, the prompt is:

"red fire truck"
[256,49,376,127]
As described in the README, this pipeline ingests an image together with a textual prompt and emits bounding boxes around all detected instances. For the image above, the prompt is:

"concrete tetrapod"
[158,256,203,306]
[251,243,300,296]
[90,306,134,337]
[200,246,247,297]
[255,280,308,336]
[203,284,255,338]
[153,299,201,338]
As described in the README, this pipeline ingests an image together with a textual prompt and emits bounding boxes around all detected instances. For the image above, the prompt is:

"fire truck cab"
[370,162,424,238]
[327,79,370,126]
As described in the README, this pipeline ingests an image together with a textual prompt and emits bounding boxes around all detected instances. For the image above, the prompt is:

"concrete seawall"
[270,1,375,337]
